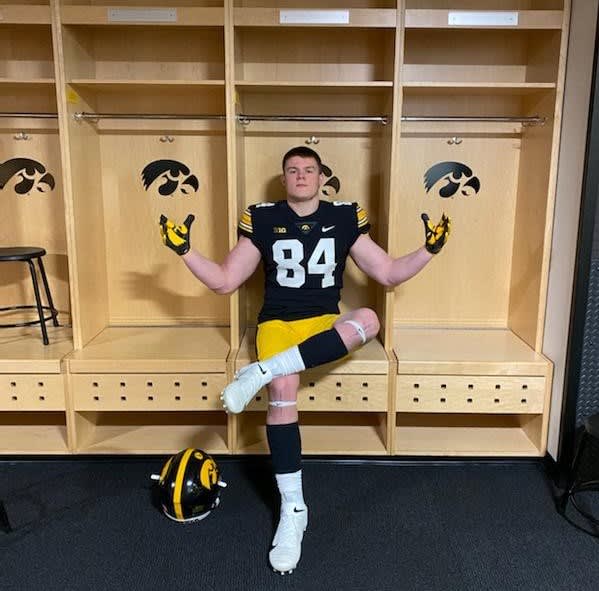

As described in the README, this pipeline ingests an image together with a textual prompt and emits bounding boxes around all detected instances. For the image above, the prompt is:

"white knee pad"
[269,400,297,408]
[343,320,367,344]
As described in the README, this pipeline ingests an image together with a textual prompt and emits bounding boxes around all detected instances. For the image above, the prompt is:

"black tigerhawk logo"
[320,163,340,198]
[141,160,199,197]
[424,162,481,198]
[0,158,55,195]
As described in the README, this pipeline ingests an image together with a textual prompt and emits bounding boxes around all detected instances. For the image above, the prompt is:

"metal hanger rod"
[0,113,58,119]
[238,114,389,124]
[74,112,226,121]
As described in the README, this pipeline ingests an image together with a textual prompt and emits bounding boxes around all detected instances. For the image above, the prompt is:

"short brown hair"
[282,146,323,173]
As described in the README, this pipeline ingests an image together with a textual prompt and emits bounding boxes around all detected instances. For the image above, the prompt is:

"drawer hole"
[309,395,315,401]
[11,396,18,401]
[336,382,342,388]
[202,395,208,401]
[309,382,315,387]
[10,381,16,387]
[336,395,342,401]
[92,382,99,387]
[93,396,100,401]
[413,383,420,389]
[147,381,153,387]
[174,382,180,387]
[413,397,419,403]
[201,381,208,387]
[121,396,127,401]
[440,397,446,403]
[255,396,261,401]
[38,381,44,387]
[362,382,368,388]
[39,396,45,401]
[495,384,501,390]
[120,382,126,387]
[522,384,528,390]
[467,398,473,403]
[148,396,154,401]
[440,384,447,389]
[468,384,474,390]
[175,395,181,401]
[494,398,500,403]
[521,398,527,404]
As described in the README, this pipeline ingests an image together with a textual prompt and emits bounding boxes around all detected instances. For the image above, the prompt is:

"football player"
[159,146,450,574]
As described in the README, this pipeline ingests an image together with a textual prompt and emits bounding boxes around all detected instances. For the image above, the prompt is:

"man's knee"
[336,307,380,343]
[268,375,299,401]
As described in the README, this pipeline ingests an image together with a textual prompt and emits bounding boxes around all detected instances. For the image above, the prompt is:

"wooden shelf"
[395,414,541,456]
[0,327,73,374]
[402,82,556,95]
[73,411,228,454]
[405,10,563,30]
[234,7,396,28]
[237,412,388,455]
[69,79,225,90]
[236,80,392,89]
[0,412,68,454]
[0,78,55,87]
[67,326,229,373]
[61,6,224,27]
[393,327,549,376]
[0,5,51,24]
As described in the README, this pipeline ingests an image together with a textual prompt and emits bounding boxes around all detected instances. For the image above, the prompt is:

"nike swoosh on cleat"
[258,365,268,375]
[293,508,305,513]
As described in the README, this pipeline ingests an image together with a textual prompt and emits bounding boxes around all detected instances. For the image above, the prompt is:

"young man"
[159,146,450,575]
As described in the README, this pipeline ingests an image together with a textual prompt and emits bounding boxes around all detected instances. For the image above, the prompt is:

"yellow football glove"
[421,212,451,254]
[159,214,195,255]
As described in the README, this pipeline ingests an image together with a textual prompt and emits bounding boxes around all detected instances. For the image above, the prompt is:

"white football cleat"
[220,362,272,414]
[269,505,308,575]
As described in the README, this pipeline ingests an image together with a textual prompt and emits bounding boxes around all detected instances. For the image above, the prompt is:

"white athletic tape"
[343,319,367,344]
[268,400,297,408]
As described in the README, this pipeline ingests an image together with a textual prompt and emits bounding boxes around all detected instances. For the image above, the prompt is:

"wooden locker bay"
[0,0,569,456]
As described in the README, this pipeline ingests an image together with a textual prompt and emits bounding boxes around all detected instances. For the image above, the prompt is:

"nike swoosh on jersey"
[321,225,335,232]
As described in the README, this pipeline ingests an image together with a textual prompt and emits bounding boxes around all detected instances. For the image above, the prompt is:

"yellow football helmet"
[151,448,226,523]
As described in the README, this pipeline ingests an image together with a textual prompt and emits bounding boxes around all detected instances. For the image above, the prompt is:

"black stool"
[0,247,59,345]
[557,413,599,536]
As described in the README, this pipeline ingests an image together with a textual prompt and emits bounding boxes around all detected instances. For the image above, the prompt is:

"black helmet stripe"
[173,448,194,521]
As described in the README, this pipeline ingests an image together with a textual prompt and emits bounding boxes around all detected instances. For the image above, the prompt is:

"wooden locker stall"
[0,1,73,453]
[230,0,399,454]
[55,0,231,453]
[391,0,569,455]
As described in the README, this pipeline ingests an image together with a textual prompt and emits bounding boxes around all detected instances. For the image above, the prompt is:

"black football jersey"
[238,200,370,322]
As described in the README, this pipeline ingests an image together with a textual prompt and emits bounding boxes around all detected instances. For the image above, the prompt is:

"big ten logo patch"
[141,160,199,197]
[0,158,55,195]
[424,162,481,198]
[320,163,341,199]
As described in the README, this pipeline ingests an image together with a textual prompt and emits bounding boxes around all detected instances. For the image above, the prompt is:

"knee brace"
[342,320,367,344]
[269,400,297,408]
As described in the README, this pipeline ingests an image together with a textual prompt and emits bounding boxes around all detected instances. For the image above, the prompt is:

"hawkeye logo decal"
[0,158,55,195]
[424,161,480,198]
[141,160,199,197]
[296,222,317,234]
[321,163,341,198]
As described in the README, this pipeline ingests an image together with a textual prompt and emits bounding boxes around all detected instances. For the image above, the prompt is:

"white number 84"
[273,238,336,288]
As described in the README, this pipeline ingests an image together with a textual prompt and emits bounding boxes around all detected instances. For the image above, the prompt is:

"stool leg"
[28,260,49,345]
[557,431,588,514]
[37,256,59,327]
